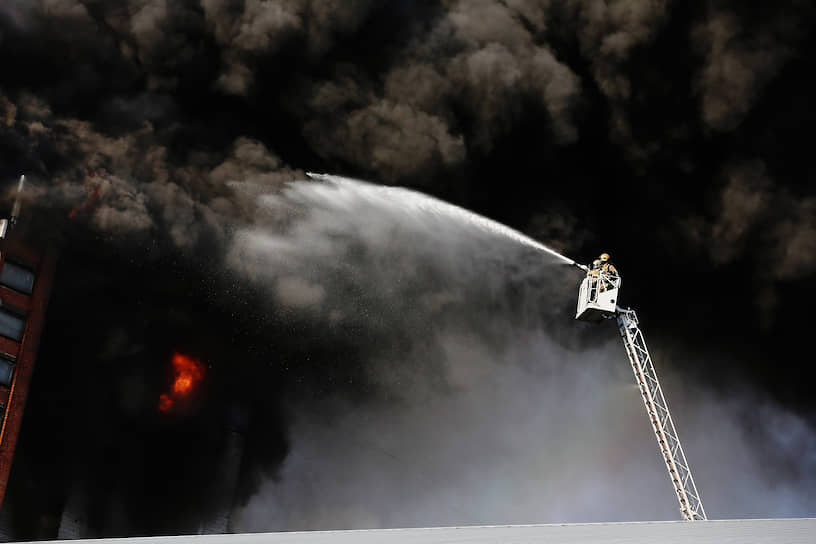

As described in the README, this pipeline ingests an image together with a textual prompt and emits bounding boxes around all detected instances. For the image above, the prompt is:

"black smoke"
[0,0,814,538]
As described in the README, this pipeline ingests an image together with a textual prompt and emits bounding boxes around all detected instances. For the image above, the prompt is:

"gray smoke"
[0,0,584,189]
[693,1,809,131]
[299,0,583,182]
[0,0,814,533]
[221,177,815,529]
[1,90,301,251]
[2,0,810,242]
[681,159,816,316]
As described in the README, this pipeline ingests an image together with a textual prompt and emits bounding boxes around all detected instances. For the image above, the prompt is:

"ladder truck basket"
[576,271,620,322]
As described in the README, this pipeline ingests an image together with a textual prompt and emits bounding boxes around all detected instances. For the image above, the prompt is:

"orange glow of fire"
[68,184,102,220]
[158,394,173,412]
[158,352,205,413]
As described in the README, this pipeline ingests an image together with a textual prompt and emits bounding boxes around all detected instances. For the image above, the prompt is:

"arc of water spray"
[305,172,589,272]
[539,246,588,272]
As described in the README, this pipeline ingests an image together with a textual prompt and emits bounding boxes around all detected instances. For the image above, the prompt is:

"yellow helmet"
[599,253,610,262]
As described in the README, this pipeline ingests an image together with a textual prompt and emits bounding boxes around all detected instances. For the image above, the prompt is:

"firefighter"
[586,257,603,302]
[599,253,618,276]
[598,253,618,292]
[589,258,602,276]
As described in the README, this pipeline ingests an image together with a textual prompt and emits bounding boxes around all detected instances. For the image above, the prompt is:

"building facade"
[0,233,55,510]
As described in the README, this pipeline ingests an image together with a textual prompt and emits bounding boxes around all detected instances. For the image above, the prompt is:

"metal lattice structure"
[616,308,707,521]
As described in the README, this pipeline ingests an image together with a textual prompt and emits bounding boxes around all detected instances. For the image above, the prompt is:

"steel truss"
[616,308,707,521]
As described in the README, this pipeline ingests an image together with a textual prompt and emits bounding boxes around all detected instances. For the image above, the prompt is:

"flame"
[158,394,173,412]
[159,352,205,413]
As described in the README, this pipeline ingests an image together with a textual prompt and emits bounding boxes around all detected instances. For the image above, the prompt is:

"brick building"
[0,178,55,511]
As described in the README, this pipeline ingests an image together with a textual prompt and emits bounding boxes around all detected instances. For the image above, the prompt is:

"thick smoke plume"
[225,177,816,530]
[0,0,813,538]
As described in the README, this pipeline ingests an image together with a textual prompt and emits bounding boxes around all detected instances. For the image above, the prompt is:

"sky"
[0,0,814,539]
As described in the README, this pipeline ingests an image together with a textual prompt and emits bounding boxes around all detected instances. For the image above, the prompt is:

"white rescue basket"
[576,271,620,322]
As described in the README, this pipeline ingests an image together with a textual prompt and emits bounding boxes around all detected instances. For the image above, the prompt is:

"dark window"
[0,358,13,387]
[0,260,35,294]
[0,308,25,341]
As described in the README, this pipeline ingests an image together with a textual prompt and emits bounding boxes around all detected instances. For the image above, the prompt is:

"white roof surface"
[37,518,815,544]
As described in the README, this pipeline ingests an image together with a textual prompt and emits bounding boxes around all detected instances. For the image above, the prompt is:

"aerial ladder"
[574,262,707,521]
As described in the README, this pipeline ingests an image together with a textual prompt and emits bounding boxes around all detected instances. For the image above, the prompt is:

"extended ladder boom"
[617,308,707,521]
